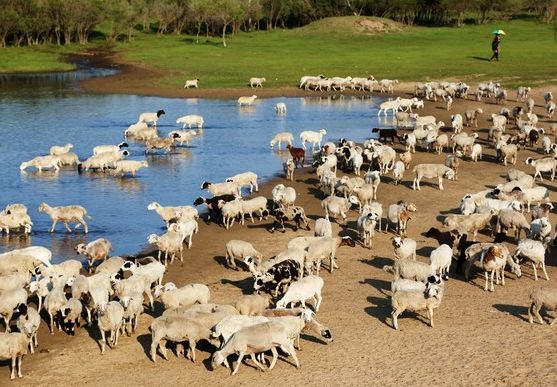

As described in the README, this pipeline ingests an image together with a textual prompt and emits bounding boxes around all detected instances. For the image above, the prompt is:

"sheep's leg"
[81,220,88,234]
[10,357,16,380]
[250,354,266,372]
[232,353,245,375]
[542,262,549,280]
[427,307,434,327]
[189,340,196,362]
[490,269,495,292]
[268,347,279,370]
[391,310,400,329]
[533,303,545,324]
[438,177,444,190]
[63,222,72,233]
[50,220,58,233]
[114,327,120,347]
[100,330,106,354]
[532,262,538,281]
[484,272,489,291]
[315,292,322,312]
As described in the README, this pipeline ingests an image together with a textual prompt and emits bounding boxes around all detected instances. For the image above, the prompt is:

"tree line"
[0,0,555,48]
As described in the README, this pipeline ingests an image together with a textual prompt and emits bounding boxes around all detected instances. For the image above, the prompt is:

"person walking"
[490,34,501,61]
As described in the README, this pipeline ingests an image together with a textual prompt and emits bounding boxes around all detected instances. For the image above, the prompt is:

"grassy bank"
[0,45,80,73]
[1,18,556,87]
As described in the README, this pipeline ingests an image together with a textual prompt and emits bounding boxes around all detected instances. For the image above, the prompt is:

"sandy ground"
[3,59,557,385]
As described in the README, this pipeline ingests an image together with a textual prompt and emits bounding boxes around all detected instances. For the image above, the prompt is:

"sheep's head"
[121,261,135,271]
[156,110,165,117]
[75,244,87,255]
[153,285,165,298]
[37,203,48,213]
[340,236,356,247]
[147,202,159,211]
[391,236,403,249]
[147,234,159,244]
[444,169,456,180]
[200,181,211,189]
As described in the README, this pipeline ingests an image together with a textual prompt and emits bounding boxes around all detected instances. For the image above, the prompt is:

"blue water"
[0,70,389,263]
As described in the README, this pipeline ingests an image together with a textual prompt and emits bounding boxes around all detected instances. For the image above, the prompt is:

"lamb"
[111,272,155,312]
[529,217,552,246]
[0,288,27,332]
[283,158,295,181]
[124,121,149,137]
[525,157,557,182]
[237,95,258,106]
[495,89,508,104]
[513,239,548,281]
[112,160,148,177]
[321,195,358,223]
[386,201,417,236]
[226,172,258,193]
[314,218,332,238]
[154,282,210,310]
[49,143,73,156]
[97,301,124,354]
[38,202,91,234]
[391,283,444,329]
[399,151,412,169]
[235,294,270,316]
[402,133,416,153]
[412,164,455,190]
[276,275,324,312]
[43,284,67,333]
[168,129,197,146]
[429,244,453,277]
[300,129,327,150]
[464,108,483,127]
[145,136,175,154]
[183,79,199,88]
[443,211,495,241]
[210,321,299,375]
[272,184,297,208]
[218,199,243,230]
[252,259,301,295]
[353,181,379,211]
[15,305,39,353]
[305,236,355,273]
[470,144,482,162]
[357,212,378,249]
[35,259,82,280]
[516,86,531,101]
[452,132,478,154]
[526,98,535,114]
[75,238,112,272]
[434,134,449,154]
[275,102,287,115]
[527,286,557,324]
[119,293,143,335]
[0,331,31,379]
[496,143,519,166]
[60,297,82,336]
[450,114,463,133]
[138,110,165,126]
[249,77,266,88]
[147,231,185,265]
[544,91,554,104]
[19,155,60,172]
[176,114,204,129]
[391,160,405,185]
[286,144,305,168]
[530,203,554,221]
[547,101,556,118]
[200,181,241,197]
[57,152,78,167]
[496,209,530,240]
[392,237,417,260]
[212,314,270,345]
[225,240,263,270]
[270,132,294,149]
[147,201,199,228]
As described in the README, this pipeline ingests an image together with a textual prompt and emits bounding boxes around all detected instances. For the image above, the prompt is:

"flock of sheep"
[2,75,557,381]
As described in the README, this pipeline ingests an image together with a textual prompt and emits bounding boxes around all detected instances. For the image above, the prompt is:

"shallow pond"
[0,70,390,263]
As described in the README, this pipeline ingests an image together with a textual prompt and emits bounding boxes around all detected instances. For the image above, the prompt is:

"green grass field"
[0,45,79,73]
[1,17,556,88]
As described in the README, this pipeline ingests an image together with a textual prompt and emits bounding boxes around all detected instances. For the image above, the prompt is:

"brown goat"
[286,144,305,168]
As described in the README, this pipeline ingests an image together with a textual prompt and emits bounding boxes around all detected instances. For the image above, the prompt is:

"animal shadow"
[492,304,530,322]
[360,278,391,295]
[137,333,152,358]
[359,256,392,269]
[221,277,254,294]
[468,56,491,62]
[364,296,391,326]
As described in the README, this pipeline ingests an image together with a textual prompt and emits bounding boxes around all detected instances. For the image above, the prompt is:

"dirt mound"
[299,16,404,35]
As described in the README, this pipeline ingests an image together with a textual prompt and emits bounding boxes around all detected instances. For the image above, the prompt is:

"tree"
[211,0,245,47]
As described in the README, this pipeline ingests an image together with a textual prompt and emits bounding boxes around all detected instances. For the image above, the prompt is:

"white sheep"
[513,239,548,281]
[0,288,27,332]
[300,129,327,150]
[272,184,296,208]
[38,202,91,233]
[357,212,378,249]
[75,238,112,272]
[0,331,31,379]
[212,315,269,345]
[391,283,444,329]
[392,237,417,260]
[470,144,482,162]
[235,294,270,316]
[60,297,82,336]
[176,114,204,129]
[450,114,463,133]
[112,160,148,177]
[15,305,40,353]
[147,201,199,228]
[121,259,165,287]
[412,164,455,190]
[138,110,165,126]
[283,158,295,181]
[237,95,257,106]
[249,77,266,88]
[49,143,73,156]
[183,79,199,88]
[147,231,185,265]
[97,301,124,354]
[321,195,358,223]
[225,240,263,270]
[226,171,258,193]
[429,244,452,277]
[496,209,530,240]
[379,79,399,93]
[200,181,241,197]
[168,219,198,248]
[154,282,210,310]
[391,160,405,185]
[314,218,332,238]
[270,132,294,149]
[525,157,556,182]
[464,108,483,127]
[218,199,243,229]
[276,275,324,312]
[275,102,287,115]
[19,155,60,172]
[528,286,557,324]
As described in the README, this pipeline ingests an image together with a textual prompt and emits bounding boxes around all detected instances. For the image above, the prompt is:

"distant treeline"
[0,0,555,48]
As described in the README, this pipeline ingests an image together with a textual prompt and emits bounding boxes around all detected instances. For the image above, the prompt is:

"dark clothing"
[490,36,501,61]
